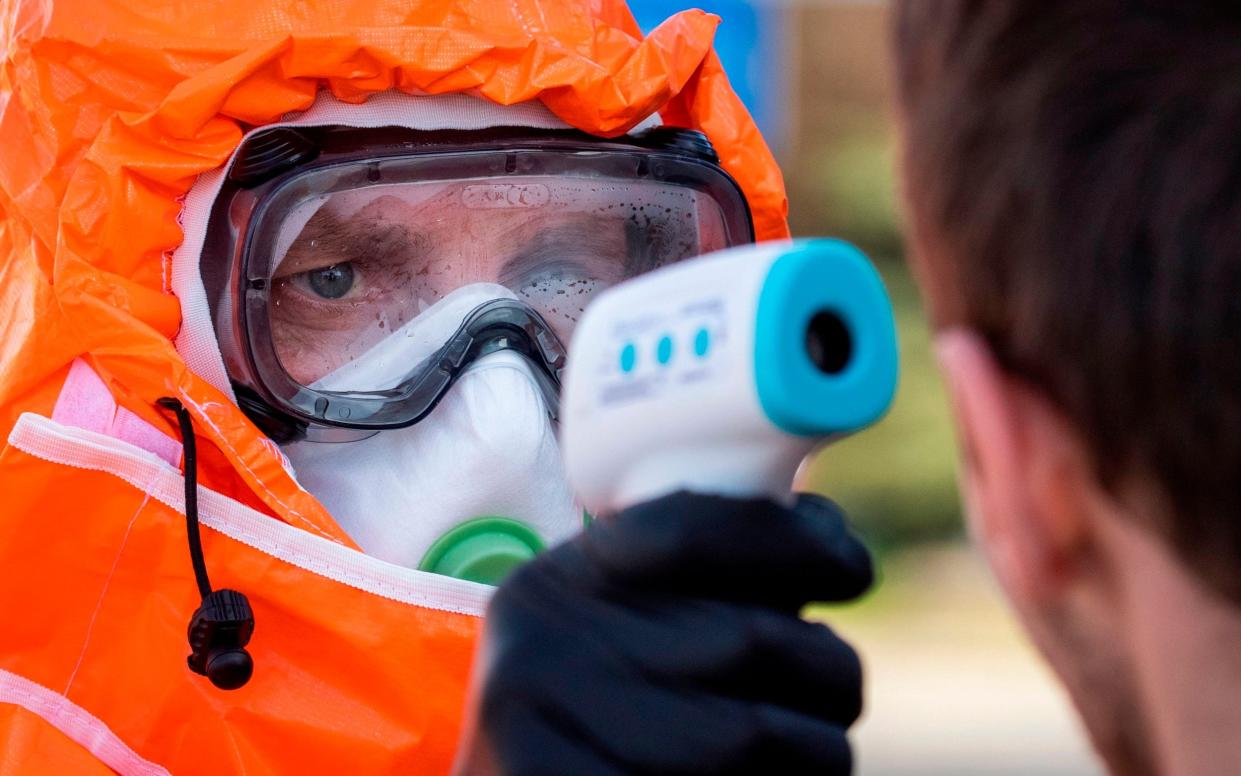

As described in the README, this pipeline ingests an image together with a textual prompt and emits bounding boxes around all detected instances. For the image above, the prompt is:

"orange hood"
[0,1,786,771]
[0,0,788,539]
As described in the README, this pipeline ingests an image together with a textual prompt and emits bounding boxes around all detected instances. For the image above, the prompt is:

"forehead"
[272,176,716,269]
[287,177,710,228]
[283,193,631,254]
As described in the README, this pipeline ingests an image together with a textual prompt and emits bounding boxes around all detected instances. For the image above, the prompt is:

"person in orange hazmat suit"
[0,0,873,772]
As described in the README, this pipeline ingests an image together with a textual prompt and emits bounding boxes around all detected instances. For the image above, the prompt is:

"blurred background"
[627,1,1103,773]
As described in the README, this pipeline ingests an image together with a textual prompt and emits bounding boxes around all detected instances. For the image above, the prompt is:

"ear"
[935,328,1091,606]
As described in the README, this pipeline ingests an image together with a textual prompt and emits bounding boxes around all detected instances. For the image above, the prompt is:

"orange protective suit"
[0,0,787,771]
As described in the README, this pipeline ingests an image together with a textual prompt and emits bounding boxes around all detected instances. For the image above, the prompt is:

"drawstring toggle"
[158,397,256,690]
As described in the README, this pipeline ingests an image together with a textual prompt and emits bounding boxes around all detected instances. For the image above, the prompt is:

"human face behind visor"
[270,177,715,386]
[208,126,753,440]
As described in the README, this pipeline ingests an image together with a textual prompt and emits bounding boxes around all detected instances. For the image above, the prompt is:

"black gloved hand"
[456,491,874,776]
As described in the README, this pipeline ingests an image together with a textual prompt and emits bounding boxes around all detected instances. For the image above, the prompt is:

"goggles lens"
[223,133,754,433]
[262,176,730,387]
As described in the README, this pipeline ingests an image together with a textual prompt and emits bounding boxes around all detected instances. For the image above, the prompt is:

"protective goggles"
[204,125,754,441]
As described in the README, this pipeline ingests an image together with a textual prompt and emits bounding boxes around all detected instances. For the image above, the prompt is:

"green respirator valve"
[419,517,546,586]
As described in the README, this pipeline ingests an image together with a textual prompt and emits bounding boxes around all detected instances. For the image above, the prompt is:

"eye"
[307,263,356,299]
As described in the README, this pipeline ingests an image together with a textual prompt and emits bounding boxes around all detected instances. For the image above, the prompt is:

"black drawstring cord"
[158,398,212,599]
[158,397,256,691]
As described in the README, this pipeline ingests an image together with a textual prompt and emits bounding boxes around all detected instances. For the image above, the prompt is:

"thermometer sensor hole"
[805,310,852,375]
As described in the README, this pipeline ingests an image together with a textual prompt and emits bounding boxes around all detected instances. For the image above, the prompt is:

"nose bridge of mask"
[460,347,559,421]
[311,282,519,392]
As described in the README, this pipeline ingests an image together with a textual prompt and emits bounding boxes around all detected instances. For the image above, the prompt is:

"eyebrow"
[276,209,361,277]
[275,207,424,277]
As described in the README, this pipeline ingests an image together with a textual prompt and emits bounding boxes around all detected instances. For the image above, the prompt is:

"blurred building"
[631,1,899,246]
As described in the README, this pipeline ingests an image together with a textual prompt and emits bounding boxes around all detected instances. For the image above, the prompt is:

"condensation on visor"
[262,176,730,386]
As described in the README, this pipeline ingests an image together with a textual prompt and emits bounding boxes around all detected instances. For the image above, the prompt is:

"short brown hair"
[894,2,1241,600]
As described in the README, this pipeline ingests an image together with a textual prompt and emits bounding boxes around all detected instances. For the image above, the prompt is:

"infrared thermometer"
[562,239,899,514]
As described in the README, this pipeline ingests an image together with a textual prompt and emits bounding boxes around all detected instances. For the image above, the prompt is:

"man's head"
[204,122,753,439]
[893,3,1241,772]
[0,0,790,552]
[195,113,756,577]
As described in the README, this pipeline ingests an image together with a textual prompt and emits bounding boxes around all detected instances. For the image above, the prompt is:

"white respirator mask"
[282,285,583,583]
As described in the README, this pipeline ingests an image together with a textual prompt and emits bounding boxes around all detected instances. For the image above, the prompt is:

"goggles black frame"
[203,124,755,442]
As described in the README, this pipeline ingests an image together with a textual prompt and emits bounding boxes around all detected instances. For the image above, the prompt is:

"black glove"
[456,491,874,776]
